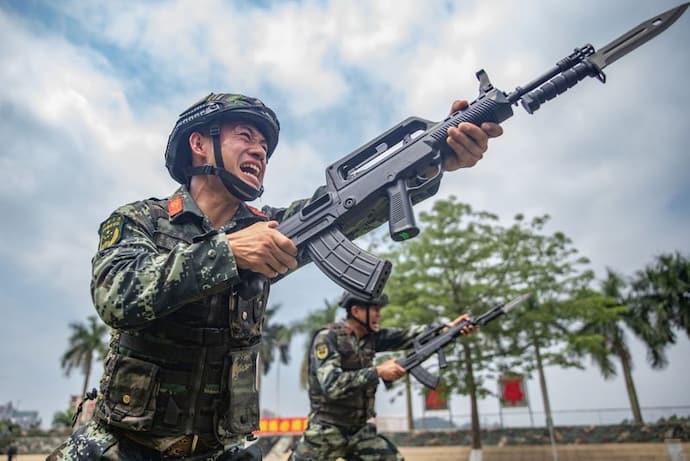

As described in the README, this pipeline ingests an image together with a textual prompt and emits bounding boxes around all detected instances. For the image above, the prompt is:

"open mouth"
[240,162,261,182]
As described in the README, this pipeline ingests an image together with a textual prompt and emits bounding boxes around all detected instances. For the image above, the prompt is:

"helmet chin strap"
[349,305,374,334]
[185,124,264,201]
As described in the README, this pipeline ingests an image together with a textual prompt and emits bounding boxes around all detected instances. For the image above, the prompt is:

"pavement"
[13,442,690,461]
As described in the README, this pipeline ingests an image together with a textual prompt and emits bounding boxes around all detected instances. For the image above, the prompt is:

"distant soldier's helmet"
[339,291,389,310]
[164,93,280,199]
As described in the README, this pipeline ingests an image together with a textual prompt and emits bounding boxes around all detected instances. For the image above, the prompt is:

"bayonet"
[589,3,689,71]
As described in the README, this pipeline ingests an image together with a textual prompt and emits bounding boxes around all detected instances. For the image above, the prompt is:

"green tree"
[258,304,292,392]
[630,252,690,345]
[260,304,292,374]
[51,408,75,430]
[257,303,293,414]
[61,315,109,399]
[571,269,647,424]
[380,198,510,450]
[574,255,689,425]
[493,213,614,452]
[380,198,605,451]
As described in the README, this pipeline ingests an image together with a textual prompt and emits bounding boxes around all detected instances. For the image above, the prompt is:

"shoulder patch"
[247,205,267,218]
[98,215,124,250]
[315,343,329,360]
[168,196,184,218]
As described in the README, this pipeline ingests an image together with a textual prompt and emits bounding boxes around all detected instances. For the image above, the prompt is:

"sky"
[0,0,689,430]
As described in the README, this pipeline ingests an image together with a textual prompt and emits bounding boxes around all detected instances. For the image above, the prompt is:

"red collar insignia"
[247,205,267,218]
[168,196,184,218]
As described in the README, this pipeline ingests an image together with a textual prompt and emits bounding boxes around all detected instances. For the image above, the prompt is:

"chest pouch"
[218,346,260,436]
[229,284,269,345]
[95,354,160,432]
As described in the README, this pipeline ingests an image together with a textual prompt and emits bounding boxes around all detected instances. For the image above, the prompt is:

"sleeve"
[91,202,241,329]
[375,324,429,352]
[311,330,379,399]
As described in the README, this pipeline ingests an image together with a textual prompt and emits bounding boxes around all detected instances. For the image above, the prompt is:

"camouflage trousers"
[289,420,404,461]
[46,420,259,461]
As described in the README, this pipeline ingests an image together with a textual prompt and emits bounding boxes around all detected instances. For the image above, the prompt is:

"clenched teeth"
[240,163,260,178]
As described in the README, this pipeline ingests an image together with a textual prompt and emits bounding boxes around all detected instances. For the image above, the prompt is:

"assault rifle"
[385,293,531,390]
[239,4,688,301]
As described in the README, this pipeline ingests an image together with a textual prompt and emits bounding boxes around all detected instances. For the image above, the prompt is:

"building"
[0,402,41,429]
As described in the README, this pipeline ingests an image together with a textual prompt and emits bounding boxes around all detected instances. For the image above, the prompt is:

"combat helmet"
[339,291,389,310]
[164,93,280,201]
[339,291,389,333]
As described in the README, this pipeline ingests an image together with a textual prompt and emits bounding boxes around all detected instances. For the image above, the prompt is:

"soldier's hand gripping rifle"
[239,4,688,301]
[384,293,531,390]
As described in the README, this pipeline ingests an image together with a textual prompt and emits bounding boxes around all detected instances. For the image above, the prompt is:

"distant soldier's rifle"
[385,293,531,390]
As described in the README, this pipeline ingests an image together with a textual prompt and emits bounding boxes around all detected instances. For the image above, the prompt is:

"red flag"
[424,386,449,411]
[499,374,528,407]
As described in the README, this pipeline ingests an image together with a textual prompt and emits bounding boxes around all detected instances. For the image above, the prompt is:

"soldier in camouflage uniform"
[47,92,502,460]
[290,292,475,461]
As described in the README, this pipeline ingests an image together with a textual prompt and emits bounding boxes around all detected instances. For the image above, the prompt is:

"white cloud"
[261,140,330,205]
[1,0,688,429]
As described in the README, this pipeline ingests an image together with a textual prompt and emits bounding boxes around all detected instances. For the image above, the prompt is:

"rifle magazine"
[306,227,391,300]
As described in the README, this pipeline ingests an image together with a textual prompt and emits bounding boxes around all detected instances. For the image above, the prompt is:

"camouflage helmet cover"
[165,93,281,184]
[339,291,389,310]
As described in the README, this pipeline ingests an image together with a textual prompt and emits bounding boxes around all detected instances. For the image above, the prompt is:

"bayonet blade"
[589,3,688,70]
[502,293,532,314]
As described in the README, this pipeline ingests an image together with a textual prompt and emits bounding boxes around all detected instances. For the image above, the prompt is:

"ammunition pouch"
[95,354,159,432]
[218,346,260,436]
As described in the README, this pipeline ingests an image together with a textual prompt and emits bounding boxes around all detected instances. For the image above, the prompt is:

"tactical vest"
[93,198,269,444]
[308,322,378,428]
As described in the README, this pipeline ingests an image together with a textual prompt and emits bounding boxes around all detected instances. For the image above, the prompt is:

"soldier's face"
[217,121,268,190]
[353,305,383,331]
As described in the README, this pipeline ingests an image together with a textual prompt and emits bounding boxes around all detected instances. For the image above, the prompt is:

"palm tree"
[52,408,75,430]
[576,257,690,425]
[574,269,654,424]
[61,315,109,398]
[258,304,292,392]
[630,252,690,347]
[290,298,339,388]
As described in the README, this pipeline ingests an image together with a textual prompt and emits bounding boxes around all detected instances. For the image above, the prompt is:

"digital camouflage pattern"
[49,184,389,460]
[290,421,403,461]
[90,184,362,328]
[309,320,427,420]
[290,320,427,460]
[47,420,259,461]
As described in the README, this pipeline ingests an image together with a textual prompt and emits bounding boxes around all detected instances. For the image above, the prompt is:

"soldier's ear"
[189,131,211,165]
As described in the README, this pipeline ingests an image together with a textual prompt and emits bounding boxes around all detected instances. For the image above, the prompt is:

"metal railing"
[376,406,690,432]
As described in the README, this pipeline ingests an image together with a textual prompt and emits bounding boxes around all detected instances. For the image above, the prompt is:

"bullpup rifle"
[385,293,531,390]
[240,4,688,301]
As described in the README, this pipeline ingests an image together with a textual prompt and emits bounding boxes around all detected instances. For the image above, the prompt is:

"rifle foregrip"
[306,226,392,300]
[521,61,599,113]
[430,90,514,156]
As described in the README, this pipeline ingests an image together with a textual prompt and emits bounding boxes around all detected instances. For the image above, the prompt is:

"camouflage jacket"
[307,320,427,428]
[90,185,384,451]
